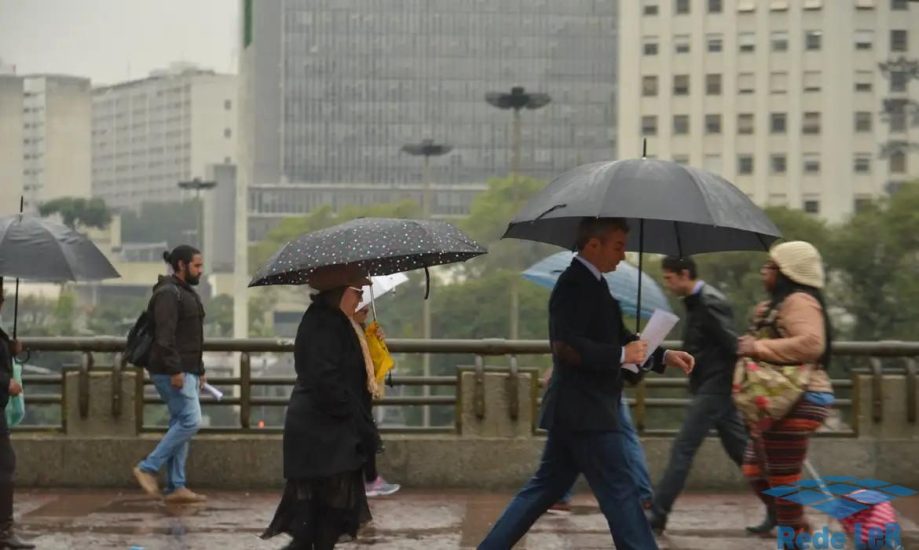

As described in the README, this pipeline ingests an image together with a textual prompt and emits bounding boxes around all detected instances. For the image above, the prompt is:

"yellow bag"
[365,320,395,386]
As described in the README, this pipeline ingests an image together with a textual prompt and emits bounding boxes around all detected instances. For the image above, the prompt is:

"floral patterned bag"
[732,304,811,434]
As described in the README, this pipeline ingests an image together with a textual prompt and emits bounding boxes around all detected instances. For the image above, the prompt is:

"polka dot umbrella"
[248,218,487,292]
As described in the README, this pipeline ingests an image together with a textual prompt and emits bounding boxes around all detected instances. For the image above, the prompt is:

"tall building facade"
[92,64,237,210]
[16,75,92,213]
[239,0,619,235]
[619,0,919,222]
[0,75,24,215]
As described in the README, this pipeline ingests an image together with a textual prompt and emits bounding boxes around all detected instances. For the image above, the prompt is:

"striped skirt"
[742,398,829,531]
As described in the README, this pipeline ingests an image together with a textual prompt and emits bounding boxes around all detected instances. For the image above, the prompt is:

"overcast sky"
[0,0,239,85]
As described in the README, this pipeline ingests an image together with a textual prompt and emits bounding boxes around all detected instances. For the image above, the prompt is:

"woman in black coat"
[262,278,380,550]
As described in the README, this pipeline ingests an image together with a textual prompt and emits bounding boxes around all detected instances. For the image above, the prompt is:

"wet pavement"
[13,489,919,549]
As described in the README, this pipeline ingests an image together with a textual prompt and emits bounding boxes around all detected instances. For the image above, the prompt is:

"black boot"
[646,508,667,535]
[0,528,35,549]
[745,508,776,536]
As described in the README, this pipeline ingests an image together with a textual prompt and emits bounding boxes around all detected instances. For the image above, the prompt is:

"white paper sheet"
[622,309,681,373]
[202,383,224,401]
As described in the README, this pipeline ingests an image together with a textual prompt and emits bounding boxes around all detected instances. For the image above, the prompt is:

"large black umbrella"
[502,158,782,329]
[0,211,121,336]
[249,218,487,291]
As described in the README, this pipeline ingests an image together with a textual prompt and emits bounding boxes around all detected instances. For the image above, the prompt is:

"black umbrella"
[502,158,781,329]
[0,207,121,337]
[249,218,487,292]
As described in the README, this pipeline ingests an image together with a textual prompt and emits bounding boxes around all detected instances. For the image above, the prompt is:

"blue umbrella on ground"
[522,251,672,321]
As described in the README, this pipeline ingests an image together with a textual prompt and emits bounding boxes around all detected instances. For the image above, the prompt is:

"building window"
[224,99,232,110]
[771,113,787,133]
[856,0,876,7]
[708,0,723,13]
[705,114,722,134]
[805,30,822,51]
[224,128,232,138]
[891,30,908,52]
[675,0,690,14]
[892,0,908,10]
[855,71,874,92]
[739,32,756,53]
[707,34,723,52]
[739,72,756,94]
[737,0,756,11]
[673,115,690,135]
[855,112,873,132]
[704,154,722,174]
[738,155,754,175]
[891,71,909,93]
[804,0,823,8]
[674,35,691,54]
[890,151,907,173]
[803,154,821,173]
[673,155,690,165]
[673,74,690,96]
[770,71,788,94]
[642,76,659,97]
[771,0,790,10]
[803,200,820,214]
[855,30,874,50]
[771,31,789,51]
[803,71,822,92]
[854,154,872,174]
[643,0,659,15]
[642,115,658,136]
[706,74,722,95]
[855,197,873,212]
[738,114,755,134]
[803,112,821,134]
[643,36,659,56]
[771,154,787,174]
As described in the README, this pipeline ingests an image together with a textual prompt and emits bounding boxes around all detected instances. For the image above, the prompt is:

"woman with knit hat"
[736,241,834,537]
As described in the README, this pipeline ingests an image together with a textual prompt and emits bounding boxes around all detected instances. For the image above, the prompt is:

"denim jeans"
[652,393,747,518]
[137,373,201,494]
[559,396,653,504]
[479,429,658,550]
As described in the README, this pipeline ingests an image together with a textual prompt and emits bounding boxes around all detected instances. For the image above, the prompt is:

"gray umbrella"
[502,158,781,331]
[249,217,487,290]
[503,158,781,255]
[0,212,121,336]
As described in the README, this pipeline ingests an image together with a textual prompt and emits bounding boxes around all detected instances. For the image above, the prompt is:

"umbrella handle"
[424,266,431,300]
[370,284,377,321]
[12,278,19,339]
[636,219,644,333]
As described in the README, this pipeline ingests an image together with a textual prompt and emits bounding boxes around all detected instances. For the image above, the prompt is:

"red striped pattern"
[839,492,898,543]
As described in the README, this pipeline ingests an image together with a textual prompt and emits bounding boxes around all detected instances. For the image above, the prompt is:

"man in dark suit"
[479,218,694,550]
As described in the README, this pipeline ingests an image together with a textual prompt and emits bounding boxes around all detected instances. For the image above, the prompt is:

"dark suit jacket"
[539,259,665,432]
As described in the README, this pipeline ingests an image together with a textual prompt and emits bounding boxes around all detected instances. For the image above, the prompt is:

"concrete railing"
[9,337,919,489]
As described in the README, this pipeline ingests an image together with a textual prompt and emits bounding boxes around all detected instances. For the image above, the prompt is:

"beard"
[186,274,201,286]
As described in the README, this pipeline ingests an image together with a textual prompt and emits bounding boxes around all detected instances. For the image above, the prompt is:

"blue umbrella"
[522,251,672,321]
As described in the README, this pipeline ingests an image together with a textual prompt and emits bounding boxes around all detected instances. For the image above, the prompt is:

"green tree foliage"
[38,197,112,230]
[120,200,198,246]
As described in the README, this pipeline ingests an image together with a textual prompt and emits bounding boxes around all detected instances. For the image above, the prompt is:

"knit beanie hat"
[770,241,825,289]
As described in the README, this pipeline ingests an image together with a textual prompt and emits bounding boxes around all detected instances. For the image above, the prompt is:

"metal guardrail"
[14,338,919,437]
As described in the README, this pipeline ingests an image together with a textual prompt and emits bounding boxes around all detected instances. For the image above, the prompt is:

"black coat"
[681,283,738,395]
[148,275,206,376]
[539,259,665,432]
[283,302,378,480]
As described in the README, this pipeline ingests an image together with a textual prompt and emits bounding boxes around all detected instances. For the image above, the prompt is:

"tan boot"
[164,488,207,503]
[132,466,160,497]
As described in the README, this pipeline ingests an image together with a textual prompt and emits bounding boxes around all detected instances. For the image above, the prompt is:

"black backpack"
[125,285,181,367]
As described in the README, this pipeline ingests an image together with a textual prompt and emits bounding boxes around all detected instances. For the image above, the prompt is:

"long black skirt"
[261,469,371,549]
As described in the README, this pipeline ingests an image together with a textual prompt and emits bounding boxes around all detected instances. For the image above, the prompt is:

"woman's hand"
[737,335,757,358]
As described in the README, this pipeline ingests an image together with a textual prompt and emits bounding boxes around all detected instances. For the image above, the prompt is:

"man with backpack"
[132,245,208,503]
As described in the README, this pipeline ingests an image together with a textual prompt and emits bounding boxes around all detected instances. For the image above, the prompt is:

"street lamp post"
[485,86,551,340]
[401,139,452,427]
[177,177,217,249]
